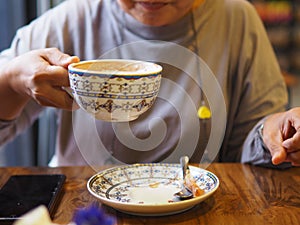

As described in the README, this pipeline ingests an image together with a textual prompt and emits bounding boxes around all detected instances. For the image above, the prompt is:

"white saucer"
[87,163,219,216]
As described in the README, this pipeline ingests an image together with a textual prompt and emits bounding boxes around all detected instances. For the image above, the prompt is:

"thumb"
[60,55,80,68]
[271,146,287,165]
[263,113,288,165]
[40,48,80,68]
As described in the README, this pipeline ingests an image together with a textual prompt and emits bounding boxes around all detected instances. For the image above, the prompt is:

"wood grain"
[0,164,299,225]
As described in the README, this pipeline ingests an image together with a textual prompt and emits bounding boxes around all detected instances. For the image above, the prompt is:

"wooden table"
[0,163,299,225]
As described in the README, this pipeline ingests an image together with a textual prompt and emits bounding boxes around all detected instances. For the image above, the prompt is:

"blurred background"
[0,0,64,50]
[0,0,299,166]
[250,0,300,109]
[0,0,64,166]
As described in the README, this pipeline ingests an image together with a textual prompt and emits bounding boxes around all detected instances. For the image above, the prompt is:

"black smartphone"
[0,174,66,225]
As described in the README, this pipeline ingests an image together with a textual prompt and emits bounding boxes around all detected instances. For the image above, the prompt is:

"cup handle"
[62,86,74,98]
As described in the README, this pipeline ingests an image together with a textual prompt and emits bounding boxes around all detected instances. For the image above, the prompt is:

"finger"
[271,146,288,165]
[42,65,70,87]
[282,131,300,152]
[263,119,287,165]
[286,151,300,166]
[37,95,79,111]
[32,86,78,110]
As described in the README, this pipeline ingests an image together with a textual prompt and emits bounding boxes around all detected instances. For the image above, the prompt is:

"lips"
[137,2,168,11]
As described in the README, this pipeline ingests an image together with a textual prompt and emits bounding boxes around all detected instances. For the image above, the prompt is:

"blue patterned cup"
[68,59,162,122]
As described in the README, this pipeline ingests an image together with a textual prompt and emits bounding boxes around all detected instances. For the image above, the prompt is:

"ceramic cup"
[67,59,162,122]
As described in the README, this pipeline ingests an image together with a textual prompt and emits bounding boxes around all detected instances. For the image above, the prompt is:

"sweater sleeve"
[218,1,289,166]
[0,100,43,146]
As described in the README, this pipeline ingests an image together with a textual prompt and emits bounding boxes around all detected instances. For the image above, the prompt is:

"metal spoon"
[174,156,193,200]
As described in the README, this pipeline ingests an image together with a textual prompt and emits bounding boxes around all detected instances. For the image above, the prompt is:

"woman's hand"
[0,48,79,119]
[263,107,300,166]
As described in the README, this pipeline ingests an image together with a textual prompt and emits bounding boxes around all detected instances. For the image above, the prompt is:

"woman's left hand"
[263,107,300,166]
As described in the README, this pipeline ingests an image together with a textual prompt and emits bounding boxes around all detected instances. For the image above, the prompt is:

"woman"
[0,0,298,167]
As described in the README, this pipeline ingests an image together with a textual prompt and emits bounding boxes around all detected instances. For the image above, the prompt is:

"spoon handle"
[180,156,189,180]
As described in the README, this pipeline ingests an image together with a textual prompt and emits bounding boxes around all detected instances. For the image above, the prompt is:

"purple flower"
[73,205,116,225]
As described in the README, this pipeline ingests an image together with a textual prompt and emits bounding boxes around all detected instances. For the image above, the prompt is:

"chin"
[137,16,174,27]
[142,21,167,26]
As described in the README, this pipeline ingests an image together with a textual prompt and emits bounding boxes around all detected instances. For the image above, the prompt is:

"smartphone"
[0,174,66,225]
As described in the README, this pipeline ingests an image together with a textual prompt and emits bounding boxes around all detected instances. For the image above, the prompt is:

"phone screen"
[0,174,66,224]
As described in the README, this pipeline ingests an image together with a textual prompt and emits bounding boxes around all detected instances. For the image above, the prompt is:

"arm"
[0,0,83,121]
[0,0,85,147]
[220,1,288,165]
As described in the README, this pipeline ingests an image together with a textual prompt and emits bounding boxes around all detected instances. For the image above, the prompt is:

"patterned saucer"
[87,163,219,216]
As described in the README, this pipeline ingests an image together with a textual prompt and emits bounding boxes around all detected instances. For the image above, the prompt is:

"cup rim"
[68,59,162,76]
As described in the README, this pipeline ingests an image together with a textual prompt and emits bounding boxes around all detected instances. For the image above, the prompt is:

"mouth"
[135,1,170,11]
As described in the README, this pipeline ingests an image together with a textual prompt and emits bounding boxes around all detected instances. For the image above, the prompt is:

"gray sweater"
[0,0,288,167]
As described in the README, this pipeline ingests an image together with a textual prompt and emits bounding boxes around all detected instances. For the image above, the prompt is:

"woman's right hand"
[0,48,80,120]
[263,107,300,166]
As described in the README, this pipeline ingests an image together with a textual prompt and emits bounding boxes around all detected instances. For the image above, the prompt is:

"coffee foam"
[72,60,161,75]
